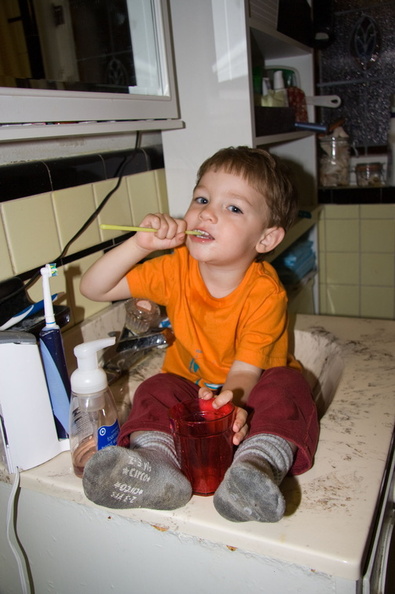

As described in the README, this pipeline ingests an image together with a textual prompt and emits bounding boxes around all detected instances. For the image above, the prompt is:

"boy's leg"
[214,367,319,522]
[83,373,199,510]
[117,372,200,446]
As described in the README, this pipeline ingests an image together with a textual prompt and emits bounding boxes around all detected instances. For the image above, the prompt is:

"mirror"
[0,0,179,126]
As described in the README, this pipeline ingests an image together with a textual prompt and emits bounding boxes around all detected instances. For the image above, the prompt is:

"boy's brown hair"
[195,146,298,233]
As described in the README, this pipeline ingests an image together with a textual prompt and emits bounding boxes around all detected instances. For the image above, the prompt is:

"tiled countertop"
[2,311,395,581]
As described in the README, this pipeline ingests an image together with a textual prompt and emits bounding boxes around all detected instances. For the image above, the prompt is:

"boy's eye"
[194,196,208,204]
[228,205,243,214]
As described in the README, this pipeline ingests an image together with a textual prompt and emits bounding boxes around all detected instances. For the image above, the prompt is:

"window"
[0,0,179,140]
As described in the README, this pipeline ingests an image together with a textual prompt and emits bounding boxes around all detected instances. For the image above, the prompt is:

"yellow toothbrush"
[100,224,202,235]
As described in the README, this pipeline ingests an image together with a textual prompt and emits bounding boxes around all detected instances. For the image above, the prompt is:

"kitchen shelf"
[249,19,312,60]
[255,130,312,146]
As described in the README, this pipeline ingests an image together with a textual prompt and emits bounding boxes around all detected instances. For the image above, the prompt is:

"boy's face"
[184,167,271,267]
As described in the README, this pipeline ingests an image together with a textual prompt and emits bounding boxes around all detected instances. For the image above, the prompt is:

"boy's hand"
[198,387,248,446]
[135,213,188,252]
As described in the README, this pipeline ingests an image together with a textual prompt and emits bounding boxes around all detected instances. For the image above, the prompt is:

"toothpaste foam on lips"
[195,230,213,239]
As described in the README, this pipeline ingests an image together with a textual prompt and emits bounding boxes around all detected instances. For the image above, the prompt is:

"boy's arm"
[199,360,262,445]
[221,360,263,407]
[80,213,187,302]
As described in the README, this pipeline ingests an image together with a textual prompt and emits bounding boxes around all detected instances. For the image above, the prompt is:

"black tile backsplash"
[0,146,164,202]
[0,161,52,201]
[319,185,395,204]
[102,147,164,179]
[48,154,106,191]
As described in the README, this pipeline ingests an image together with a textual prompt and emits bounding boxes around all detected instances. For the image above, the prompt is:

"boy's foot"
[213,459,285,522]
[213,434,294,522]
[83,445,192,510]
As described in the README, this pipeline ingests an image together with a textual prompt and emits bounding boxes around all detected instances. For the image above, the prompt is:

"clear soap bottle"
[69,337,120,477]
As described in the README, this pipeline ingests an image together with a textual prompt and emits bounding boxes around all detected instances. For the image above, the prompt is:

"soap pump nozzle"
[71,337,116,395]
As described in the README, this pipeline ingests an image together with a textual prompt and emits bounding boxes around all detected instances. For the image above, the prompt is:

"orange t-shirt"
[126,246,300,388]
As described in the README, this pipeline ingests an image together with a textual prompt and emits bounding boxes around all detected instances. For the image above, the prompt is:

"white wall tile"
[360,204,395,219]
[324,204,359,219]
[326,252,360,285]
[326,284,360,317]
[127,170,162,225]
[360,219,395,253]
[0,213,14,279]
[64,253,110,325]
[95,178,133,242]
[360,253,395,287]
[361,286,395,319]
[325,219,359,252]
[2,193,61,273]
[52,184,100,256]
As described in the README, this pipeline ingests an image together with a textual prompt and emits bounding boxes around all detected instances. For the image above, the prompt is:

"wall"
[318,203,395,319]
[0,149,169,329]
[317,0,395,149]
[316,0,395,320]
[162,0,253,216]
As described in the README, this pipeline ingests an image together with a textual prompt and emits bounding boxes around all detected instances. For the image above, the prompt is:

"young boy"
[80,146,319,523]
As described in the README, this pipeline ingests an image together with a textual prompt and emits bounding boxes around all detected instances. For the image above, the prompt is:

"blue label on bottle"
[97,420,120,450]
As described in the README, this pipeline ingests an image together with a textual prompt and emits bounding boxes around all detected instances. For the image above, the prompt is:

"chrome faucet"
[101,325,174,383]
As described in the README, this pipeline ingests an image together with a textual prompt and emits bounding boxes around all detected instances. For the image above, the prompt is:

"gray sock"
[82,431,192,510]
[213,434,294,523]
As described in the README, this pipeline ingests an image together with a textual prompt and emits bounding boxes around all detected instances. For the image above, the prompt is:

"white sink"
[292,329,344,418]
[64,303,344,423]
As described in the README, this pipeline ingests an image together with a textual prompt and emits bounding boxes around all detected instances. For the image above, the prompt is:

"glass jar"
[319,136,351,187]
[356,162,384,187]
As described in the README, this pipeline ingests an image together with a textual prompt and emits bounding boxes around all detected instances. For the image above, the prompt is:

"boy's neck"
[198,260,253,298]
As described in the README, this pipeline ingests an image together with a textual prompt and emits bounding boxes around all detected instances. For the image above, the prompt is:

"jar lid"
[355,162,383,170]
[320,135,349,143]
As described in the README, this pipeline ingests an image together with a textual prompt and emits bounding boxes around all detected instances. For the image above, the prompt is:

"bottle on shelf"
[272,70,289,107]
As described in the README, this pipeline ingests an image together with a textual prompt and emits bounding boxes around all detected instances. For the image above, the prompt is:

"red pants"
[118,367,319,475]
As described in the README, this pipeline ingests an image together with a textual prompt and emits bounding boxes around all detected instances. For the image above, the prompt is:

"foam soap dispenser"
[70,337,120,477]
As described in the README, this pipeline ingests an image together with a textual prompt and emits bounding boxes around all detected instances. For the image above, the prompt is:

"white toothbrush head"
[40,263,58,326]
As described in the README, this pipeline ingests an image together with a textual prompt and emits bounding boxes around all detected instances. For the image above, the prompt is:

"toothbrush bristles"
[49,263,58,276]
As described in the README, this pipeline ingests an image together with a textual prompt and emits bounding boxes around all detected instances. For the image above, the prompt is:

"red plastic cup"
[169,399,236,496]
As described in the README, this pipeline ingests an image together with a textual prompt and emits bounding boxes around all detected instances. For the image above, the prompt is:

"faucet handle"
[124,298,161,335]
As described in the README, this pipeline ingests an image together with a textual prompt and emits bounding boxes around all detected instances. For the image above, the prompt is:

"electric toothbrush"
[39,264,71,439]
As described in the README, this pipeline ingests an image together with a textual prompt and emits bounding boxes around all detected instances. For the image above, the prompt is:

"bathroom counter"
[1,313,395,591]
